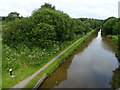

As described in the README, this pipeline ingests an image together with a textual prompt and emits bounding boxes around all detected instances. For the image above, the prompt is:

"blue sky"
[0,0,119,19]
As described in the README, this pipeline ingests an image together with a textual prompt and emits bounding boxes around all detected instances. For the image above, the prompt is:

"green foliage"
[80,18,101,29]
[71,19,84,35]
[3,3,100,48]
[6,12,20,22]
[112,22,118,35]
[41,3,55,10]
[8,12,19,17]
[3,18,34,48]
[107,35,118,45]
[103,17,116,23]
[103,17,118,35]
[31,23,56,48]
[31,8,73,41]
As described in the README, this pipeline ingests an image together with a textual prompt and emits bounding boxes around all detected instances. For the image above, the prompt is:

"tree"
[6,12,20,21]
[31,8,72,41]
[103,17,116,23]
[113,22,118,35]
[3,17,34,47]
[71,19,84,35]
[103,17,117,35]
[41,3,55,10]
[31,23,56,48]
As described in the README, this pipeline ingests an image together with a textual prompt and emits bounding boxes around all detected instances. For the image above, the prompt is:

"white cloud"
[0,0,119,19]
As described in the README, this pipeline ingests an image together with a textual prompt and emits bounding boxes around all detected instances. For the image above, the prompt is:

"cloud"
[0,0,119,19]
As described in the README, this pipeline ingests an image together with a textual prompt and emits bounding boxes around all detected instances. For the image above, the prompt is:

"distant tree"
[83,21,92,34]
[71,19,84,35]
[79,18,88,21]
[103,17,116,23]
[2,17,6,21]
[6,12,20,21]
[41,3,55,10]
[8,12,19,17]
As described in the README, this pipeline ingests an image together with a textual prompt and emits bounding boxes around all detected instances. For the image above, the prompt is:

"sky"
[0,0,119,19]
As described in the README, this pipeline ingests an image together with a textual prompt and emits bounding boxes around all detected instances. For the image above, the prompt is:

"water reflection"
[39,30,119,88]
[40,31,98,88]
[102,36,117,52]
[40,56,72,88]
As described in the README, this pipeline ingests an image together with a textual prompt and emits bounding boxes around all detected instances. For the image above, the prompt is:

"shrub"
[30,23,56,48]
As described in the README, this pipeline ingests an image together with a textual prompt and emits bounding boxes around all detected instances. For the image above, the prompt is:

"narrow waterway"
[39,30,119,88]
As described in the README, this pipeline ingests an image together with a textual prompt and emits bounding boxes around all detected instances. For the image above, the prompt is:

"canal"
[39,30,119,88]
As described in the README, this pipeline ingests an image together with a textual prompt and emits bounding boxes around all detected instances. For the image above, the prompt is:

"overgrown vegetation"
[102,17,120,88]
[2,3,100,88]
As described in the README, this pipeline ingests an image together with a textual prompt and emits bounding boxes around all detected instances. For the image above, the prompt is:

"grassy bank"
[24,30,95,88]
[2,30,87,88]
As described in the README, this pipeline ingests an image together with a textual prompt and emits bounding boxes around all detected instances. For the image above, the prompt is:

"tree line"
[3,3,100,49]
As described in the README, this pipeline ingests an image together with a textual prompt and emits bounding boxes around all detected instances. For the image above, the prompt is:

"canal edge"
[33,74,47,89]
[32,30,96,89]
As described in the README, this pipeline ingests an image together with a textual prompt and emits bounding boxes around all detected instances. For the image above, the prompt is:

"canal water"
[39,30,119,88]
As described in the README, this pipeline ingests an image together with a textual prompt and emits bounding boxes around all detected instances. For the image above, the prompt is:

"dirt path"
[12,37,82,88]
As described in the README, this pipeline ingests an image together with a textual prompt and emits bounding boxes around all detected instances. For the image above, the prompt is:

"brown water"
[39,30,119,88]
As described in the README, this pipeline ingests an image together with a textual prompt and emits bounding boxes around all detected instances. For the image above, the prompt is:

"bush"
[2,18,34,48]
[30,23,56,48]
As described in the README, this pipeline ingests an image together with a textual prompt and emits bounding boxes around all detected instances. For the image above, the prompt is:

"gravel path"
[12,37,82,88]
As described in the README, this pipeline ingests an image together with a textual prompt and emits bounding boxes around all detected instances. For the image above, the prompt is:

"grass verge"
[24,30,95,88]
[2,31,84,88]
